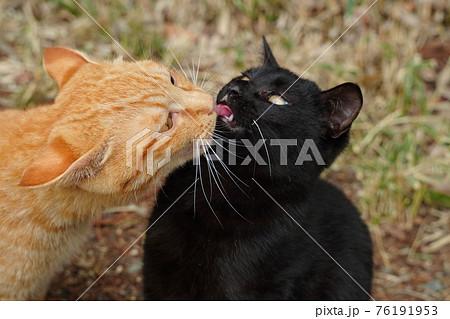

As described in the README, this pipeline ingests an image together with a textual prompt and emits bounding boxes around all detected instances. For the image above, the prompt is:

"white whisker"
[204,149,252,223]
[200,68,209,89]
[196,48,202,85]
[206,141,250,193]
[198,154,223,228]
[193,149,200,219]
[191,58,196,85]
[168,48,189,80]
[253,120,272,177]
[202,74,219,92]
[211,139,245,160]
[205,150,227,192]
[185,61,194,82]
[210,133,245,146]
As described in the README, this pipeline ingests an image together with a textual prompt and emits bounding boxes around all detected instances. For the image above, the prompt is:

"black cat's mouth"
[215,98,234,125]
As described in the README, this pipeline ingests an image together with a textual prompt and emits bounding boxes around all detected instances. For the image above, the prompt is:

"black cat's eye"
[268,95,289,106]
[260,90,290,106]
[240,72,251,81]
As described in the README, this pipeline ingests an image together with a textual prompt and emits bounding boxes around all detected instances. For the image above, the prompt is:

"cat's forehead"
[240,66,319,95]
[245,66,297,84]
[109,59,169,74]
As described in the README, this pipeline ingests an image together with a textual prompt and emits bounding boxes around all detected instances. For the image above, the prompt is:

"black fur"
[143,38,373,300]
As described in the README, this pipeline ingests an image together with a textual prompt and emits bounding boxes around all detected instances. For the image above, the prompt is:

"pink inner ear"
[43,47,89,88]
[19,137,77,187]
[215,104,233,118]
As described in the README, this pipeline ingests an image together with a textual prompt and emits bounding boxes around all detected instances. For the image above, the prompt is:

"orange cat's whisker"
[169,48,189,81]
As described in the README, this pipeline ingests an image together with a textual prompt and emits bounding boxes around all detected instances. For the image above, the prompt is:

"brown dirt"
[46,182,450,301]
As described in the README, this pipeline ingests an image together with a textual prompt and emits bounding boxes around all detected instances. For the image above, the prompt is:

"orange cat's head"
[19,47,216,199]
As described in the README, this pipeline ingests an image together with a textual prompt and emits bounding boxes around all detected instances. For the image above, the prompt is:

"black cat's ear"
[320,83,363,138]
[262,36,279,67]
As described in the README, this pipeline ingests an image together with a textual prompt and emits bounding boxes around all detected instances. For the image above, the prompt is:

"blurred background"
[0,0,448,300]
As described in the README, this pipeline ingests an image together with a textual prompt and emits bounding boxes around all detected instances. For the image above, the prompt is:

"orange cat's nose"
[168,95,215,114]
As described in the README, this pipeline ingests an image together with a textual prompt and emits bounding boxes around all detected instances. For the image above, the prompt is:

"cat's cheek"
[76,169,122,195]
[134,111,166,133]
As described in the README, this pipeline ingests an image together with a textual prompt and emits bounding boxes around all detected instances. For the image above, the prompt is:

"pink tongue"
[215,104,233,118]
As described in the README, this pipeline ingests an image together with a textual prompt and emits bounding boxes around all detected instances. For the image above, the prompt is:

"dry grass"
[0,0,449,300]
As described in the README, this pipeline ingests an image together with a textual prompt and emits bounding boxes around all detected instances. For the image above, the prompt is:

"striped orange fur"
[0,47,216,300]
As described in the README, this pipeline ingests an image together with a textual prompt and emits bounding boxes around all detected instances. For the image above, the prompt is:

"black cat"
[143,38,373,300]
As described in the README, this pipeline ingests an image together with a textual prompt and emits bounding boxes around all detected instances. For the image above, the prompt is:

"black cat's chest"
[144,193,316,300]
[143,175,372,300]
[143,217,252,299]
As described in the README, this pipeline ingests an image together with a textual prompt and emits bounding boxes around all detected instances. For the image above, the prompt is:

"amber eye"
[268,94,288,105]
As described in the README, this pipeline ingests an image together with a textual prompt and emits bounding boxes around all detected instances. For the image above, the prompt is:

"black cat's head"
[214,37,363,185]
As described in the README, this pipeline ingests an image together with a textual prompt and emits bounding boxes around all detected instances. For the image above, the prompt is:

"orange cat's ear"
[19,137,112,187]
[43,47,93,88]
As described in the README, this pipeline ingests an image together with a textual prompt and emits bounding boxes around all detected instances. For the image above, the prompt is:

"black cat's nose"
[228,84,241,96]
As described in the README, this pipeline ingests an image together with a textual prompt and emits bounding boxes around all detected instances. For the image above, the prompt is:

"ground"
[46,174,449,301]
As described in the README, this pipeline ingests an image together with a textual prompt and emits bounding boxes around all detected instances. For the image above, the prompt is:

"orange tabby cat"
[0,47,216,300]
